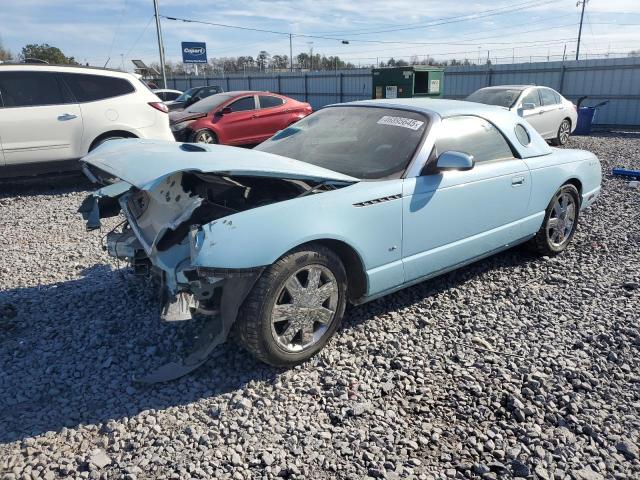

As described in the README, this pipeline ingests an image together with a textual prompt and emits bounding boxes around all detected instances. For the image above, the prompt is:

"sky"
[1,0,639,70]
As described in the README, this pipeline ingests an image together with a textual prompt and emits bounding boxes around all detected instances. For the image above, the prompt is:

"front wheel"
[551,119,571,146]
[191,129,218,144]
[530,184,580,255]
[234,244,347,367]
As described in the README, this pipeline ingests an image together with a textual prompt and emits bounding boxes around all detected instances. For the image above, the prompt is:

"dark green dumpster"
[372,66,444,100]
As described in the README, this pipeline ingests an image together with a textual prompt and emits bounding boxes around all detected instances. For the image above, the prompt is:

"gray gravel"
[1,134,639,480]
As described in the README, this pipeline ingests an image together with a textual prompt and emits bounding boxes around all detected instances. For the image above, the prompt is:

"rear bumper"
[137,122,175,142]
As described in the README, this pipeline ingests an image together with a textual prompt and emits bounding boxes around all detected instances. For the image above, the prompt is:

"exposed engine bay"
[79,168,347,382]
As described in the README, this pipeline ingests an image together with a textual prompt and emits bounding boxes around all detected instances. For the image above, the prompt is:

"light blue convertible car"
[80,99,601,381]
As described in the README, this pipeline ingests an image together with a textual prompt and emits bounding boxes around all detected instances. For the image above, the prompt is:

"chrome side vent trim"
[353,193,402,207]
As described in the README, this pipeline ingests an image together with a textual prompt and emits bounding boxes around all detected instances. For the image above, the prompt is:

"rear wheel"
[234,244,347,367]
[551,119,571,146]
[192,129,217,144]
[530,184,580,255]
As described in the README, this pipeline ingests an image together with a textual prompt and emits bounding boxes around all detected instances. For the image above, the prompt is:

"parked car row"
[0,64,311,177]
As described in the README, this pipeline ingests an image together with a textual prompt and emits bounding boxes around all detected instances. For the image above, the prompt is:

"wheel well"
[89,130,137,151]
[564,178,582,193]
[564,117,572,127]
[302,239,367,303]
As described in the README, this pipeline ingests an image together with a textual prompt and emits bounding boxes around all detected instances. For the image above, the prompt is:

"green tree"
[256,50,270,70]
[20,43,76,64]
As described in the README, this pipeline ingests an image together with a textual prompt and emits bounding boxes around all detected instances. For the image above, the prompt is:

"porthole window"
[515,124,531,146]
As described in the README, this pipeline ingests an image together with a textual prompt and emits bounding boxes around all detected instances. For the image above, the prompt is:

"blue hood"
[82,139,358,189]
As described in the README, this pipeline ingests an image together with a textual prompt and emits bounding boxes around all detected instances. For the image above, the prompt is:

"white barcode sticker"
[377,116,424,130]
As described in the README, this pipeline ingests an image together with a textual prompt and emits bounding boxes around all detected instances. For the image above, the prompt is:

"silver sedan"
[466,85,578,145]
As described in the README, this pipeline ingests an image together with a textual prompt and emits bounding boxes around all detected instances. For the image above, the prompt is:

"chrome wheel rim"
[559,121,570,144]
[547,192,576,247]
[196,131,214,143]
[270,264,339,353]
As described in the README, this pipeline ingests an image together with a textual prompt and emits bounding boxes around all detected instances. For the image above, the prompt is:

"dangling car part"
[79,100,601,382]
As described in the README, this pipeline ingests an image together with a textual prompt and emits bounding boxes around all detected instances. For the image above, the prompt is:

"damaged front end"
[79,151,352,382]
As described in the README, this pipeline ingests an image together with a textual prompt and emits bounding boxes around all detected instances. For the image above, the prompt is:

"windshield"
[466,88,524,108]
[255,106,429,179]
[186,94,234,113]
[174,87,199,103]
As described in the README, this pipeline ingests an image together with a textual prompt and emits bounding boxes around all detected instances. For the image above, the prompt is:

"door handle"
[58,113,77,121]
[511,175,525,186]
[251,114,258,119]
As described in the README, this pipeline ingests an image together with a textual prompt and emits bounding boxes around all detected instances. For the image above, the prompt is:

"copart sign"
[182,42,207,64]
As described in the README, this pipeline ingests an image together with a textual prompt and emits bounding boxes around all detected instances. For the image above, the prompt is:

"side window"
[552,90,561,104]
[228,96,256,112]
[0,71,69,107]
[436,116,513,164]
[259,95,284,109]
[540,88,558,106]
[61,73,135,102]
[521,89,541,108]
[166,92,180,101]
[155,92,167,101]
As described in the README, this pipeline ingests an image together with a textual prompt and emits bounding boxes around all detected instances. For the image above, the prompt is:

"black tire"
[529,184,580,255]
[234,244,347,367]
[550,118,571,146]
[191,129,218,144]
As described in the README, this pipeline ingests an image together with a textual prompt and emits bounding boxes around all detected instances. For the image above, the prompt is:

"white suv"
[0,64,174,177]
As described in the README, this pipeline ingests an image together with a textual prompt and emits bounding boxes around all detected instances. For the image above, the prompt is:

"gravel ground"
[0,134,639,480]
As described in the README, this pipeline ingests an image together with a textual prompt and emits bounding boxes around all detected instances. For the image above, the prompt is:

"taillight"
[148,101,169,113]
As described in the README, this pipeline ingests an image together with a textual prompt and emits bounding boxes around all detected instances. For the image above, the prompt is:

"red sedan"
[169,91,312,145]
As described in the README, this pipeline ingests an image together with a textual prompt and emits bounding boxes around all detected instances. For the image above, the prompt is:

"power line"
[308,0,556,36]
[313,0,559,36]
[104,0,128,67]
[123,15,154,61]
[162,14,578,47]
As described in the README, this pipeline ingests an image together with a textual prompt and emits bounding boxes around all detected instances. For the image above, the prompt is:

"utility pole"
[307,41,314,70]
[562,44,567,61]
[289,34,293,71]
[153,0,167,88]
[576,0,588,61]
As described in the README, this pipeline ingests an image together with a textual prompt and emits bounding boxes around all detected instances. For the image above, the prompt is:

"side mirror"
[436,151,474,171]
[216,106,232,116]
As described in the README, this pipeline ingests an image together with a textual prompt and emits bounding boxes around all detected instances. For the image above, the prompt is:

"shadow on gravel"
[0,264,279,444]
[0,173,92,199]
[0,246,540,444]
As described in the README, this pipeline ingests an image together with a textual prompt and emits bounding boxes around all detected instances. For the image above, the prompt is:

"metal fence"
[164,69,372,111]
[161,56,640,128]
